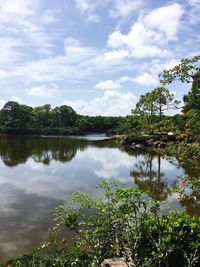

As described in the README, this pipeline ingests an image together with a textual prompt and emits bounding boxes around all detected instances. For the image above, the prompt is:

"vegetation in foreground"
[2,180,200,267]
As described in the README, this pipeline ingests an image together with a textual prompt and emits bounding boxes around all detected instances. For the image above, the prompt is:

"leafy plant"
[2,180,200,267]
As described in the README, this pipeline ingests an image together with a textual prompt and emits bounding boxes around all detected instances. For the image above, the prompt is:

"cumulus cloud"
[132,73,158,86]
[28,86,56,97]
[143,4,184,40]
[63,90,137,116]
[96,72,158,90]
[96,80,121,90]
[104,49,129,61]
[107,3,183,58]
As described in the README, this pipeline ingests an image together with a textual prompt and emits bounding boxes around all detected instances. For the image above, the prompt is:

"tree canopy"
[133,87,180,133]
[159,55,200,84]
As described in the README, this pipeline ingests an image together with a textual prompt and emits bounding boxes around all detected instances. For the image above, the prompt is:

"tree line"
[0,102,127,135]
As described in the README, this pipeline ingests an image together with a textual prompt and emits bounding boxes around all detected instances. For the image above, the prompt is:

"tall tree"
[133,92,157,134]
[152,87,180,120]
[133,87,179,133]
[159,55,200,140]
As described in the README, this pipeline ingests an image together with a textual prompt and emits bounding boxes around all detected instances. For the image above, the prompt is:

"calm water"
[0,135,198,261]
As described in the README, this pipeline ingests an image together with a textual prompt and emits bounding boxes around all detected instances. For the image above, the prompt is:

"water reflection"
[0,135,198,261]
[0,135,116,167]
[130,153,171,201]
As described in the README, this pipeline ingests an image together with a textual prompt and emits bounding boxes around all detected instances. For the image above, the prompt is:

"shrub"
[3,180,200,267]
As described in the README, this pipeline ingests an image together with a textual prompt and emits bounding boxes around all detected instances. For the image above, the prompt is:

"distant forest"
[0,100,185,136]
[0,101,130,135]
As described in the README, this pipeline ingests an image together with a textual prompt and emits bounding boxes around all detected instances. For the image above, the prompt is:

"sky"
[0,0,199,116]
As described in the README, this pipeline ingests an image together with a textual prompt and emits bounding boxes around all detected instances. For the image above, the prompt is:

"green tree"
[133,87,179,133]
[152,87,180,121]
[183,71,200,112]
[32,104,52,129]
[0,101,33,130]
[186,109,200,141]
[51,105,77,128]
[133,92,157,134]
[159,55,200,84]
[160,55,200,140]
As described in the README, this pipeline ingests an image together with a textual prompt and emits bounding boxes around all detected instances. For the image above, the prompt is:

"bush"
[3,180,200,267]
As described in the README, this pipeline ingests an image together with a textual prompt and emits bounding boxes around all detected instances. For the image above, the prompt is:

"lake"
[0,134,198,261]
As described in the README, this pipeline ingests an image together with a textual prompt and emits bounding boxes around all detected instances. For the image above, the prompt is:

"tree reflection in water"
[0,135,116,167]
[130,152,171,201]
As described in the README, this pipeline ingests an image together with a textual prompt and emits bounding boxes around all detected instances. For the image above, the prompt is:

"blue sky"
[0,0,199,115]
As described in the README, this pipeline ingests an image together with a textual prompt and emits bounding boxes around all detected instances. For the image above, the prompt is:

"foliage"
[159,55,200,84]
[151,87,180,120]
[0,102,130,135]
[186,109,200,141]
[133,87,179,134]
[183,72,200,112]
[4,181,200,267]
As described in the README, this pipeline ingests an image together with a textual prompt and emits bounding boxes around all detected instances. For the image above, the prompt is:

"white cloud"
[0,0,63,62]
[133,72,158,86]
[147,59,181,78]
[104,49,129,61]
[64,37,98,62]
[96,80,121,90]
[63,90,137,116]
[110,0,143,18]
[108,24,169,58]
[143,3,184,40]
[28,86,55,97]
[0,0,36,21]
[96,72,158,91]
[9,38,104,83]
[9,35,135,84]
[74,0,104,22]
[107,3,183,59]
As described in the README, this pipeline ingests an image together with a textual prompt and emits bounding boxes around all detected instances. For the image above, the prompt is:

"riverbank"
[112,133,200,160]
[111,132,176,149]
